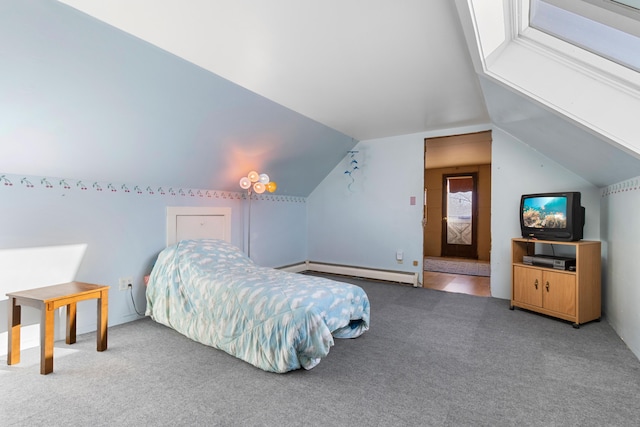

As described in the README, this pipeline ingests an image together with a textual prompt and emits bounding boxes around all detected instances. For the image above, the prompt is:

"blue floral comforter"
[145,239,370,373]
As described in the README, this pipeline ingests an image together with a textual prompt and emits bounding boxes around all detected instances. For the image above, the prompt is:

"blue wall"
[307,125,493,283]
[0,0,356,196]
[601,177,640,358]
[0,173,306,354]
[307,134,424,276]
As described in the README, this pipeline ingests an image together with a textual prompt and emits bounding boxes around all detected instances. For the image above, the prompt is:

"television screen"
[522,196,567,229]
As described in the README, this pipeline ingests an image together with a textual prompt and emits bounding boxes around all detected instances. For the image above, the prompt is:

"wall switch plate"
[396,250,403,261]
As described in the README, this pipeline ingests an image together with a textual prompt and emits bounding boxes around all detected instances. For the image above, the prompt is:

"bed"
[145,238,370,373]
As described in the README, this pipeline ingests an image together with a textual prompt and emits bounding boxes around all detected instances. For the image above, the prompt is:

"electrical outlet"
[119,276,134,291]
[413,260,419,267]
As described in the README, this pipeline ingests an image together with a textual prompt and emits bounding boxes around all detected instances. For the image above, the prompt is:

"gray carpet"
[2,274,640,426]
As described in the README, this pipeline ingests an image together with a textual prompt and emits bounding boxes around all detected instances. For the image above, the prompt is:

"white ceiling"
[58,0,490,141]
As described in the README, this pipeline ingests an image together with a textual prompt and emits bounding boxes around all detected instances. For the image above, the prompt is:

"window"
[612,0,640,11]
[530,0,640,71]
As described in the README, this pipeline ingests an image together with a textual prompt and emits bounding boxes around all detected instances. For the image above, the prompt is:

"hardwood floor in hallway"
[422,271,490,297]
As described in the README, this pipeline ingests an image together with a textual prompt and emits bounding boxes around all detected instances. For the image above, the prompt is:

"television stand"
[510,238,601,328]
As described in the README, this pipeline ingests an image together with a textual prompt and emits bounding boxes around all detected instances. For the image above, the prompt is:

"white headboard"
[166,207,232,246]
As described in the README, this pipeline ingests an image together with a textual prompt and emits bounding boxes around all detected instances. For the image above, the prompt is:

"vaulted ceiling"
[57,0,490,142]
[4,1,639,195]
[55,0,640,188]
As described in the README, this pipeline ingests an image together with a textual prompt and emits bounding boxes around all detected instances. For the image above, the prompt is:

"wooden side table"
[7,281,109,374]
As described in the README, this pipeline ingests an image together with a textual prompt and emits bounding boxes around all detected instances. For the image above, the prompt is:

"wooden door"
[513,266,543,307]
[542,271,576,316]
[441,173,478,258]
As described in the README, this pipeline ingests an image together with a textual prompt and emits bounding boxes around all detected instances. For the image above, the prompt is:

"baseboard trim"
[278,262,308,273]
[279,261,419,287]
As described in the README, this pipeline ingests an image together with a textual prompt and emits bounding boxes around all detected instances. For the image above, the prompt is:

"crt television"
[520,192,585,241]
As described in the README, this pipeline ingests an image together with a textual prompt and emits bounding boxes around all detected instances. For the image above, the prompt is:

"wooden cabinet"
[513,266,576,316]
[511,238,601,327]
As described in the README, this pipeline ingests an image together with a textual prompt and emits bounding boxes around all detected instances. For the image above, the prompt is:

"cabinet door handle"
[545,281,550,292]
[534,279,538,289]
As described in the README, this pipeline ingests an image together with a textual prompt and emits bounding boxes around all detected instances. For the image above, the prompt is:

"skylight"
[613,0,640,10]
[530,0,640,72]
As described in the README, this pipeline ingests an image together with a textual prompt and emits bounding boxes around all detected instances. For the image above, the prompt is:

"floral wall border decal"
[0,175,14,186]
[0,173,306,203]
[602,176,640,197]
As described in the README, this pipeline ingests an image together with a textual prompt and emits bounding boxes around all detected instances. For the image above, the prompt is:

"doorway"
[423,131,492,296]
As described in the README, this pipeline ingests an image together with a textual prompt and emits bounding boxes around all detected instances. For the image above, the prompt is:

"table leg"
[41,304,55,375]
[66,302,77,345]
[97,290,108,351]
[7,298,21,365]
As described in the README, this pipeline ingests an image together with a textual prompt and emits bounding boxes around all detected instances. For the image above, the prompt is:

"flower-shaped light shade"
[240,170,276,194]
[248,171,260,182]
[253,182,266,194]
[239,177,251,190]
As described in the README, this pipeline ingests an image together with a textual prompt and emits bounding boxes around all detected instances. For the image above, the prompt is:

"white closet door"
[166,207,231,246]
[176,215,227,242]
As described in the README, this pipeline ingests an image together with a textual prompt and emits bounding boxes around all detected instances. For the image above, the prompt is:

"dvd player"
[522,254,576,271]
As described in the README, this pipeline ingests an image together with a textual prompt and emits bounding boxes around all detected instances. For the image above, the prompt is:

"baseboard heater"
[279,261,419,287]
